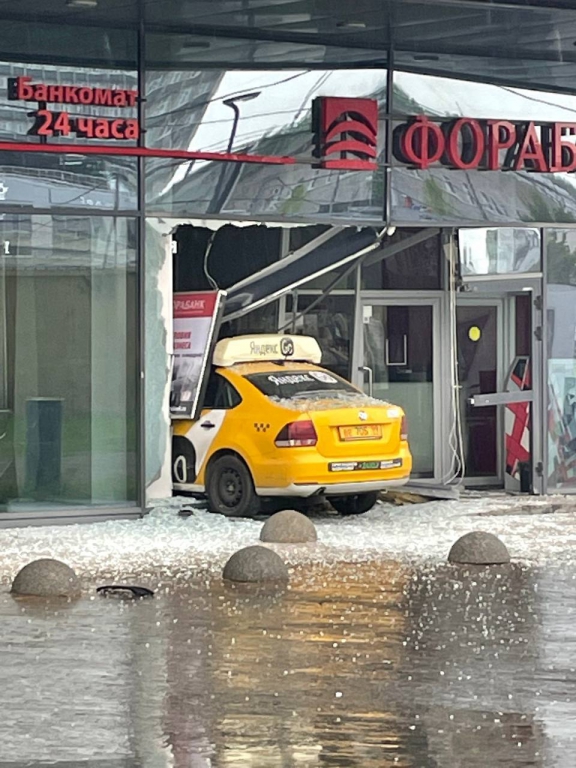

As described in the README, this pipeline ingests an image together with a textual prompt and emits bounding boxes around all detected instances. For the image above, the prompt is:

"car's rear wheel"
[206,454,261,518]
[329,492,379,516]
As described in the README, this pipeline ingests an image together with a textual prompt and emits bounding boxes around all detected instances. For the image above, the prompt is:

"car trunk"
[306,404,401,459]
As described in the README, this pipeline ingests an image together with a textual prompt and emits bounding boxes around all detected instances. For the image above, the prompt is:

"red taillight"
[401,415,408,441]
[275,419,318,447]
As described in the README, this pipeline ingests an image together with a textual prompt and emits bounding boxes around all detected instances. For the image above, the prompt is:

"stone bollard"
[11,558,81,598]
[223,545,289,583]
[448,531,510,565]
[260,510,317,543]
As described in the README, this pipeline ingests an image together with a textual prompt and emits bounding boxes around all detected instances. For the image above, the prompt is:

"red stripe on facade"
[0,141,299,166]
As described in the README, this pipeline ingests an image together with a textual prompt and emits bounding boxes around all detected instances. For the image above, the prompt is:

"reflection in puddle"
[1,560,574,766]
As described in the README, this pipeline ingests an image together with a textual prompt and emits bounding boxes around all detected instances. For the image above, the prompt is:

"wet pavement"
[2,542,576,766]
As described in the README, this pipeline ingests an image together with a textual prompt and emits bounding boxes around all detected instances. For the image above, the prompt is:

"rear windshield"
[245,369,359,400]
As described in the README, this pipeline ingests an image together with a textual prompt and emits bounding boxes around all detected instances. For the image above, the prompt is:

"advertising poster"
[170,290,225,419]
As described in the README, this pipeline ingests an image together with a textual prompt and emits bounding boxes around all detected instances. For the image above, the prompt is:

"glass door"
[357,300,439,478]
[456,301,503,484]
[456,283,542,493]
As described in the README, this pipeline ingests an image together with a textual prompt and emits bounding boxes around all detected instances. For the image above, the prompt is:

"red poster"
[170,291,224,419]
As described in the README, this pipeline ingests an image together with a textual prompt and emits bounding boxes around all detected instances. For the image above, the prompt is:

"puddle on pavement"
[0,560,574,766]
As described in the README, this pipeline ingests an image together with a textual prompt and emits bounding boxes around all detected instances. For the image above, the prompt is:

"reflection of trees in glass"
[280,183,307,214]
[423,176,452,216]
[547,229,576,286]
[521,187,576,227]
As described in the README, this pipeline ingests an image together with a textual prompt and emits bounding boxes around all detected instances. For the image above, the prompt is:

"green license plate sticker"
[329,458,403,472]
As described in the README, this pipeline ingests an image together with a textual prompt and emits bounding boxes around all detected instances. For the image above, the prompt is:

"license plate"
[338,424,382,441]
[329,458,403,472]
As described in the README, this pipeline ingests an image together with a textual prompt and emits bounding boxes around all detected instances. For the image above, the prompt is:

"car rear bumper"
[255,476,410,497]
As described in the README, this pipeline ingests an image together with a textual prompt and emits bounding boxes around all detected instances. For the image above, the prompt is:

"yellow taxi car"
[172,334,411,517]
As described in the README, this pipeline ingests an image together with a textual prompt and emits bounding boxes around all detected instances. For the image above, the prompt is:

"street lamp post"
[222,91,261,154]
[206,91,261,215]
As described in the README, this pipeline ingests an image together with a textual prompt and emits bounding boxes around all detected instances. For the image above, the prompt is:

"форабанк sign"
[393,116,576,173]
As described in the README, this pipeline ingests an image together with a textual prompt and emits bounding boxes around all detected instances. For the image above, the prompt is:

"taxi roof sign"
[213,334,322,367]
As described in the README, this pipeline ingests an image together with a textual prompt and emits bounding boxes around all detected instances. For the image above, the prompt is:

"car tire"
[172,437,196,485]
[206,454,261,518]
[329,491,379,516]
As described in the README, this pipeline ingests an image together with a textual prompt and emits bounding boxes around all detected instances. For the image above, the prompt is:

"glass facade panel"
[286,293,354,381]
[0,64,137,149]
[362,229,442,289]
[391,70,576,225]
[547,229,576,491]
[0,152,138,211]
[146,31,388,67]
[363,304,434,476]
[456,304,499,478]
[0,19,136,68]
[459,228,541,276]
[219,302,280,340]
[145,68,387,221]
[0,215,138,510]
[0,20,138,212]
[2,0,576,511]
[393,1,576,92]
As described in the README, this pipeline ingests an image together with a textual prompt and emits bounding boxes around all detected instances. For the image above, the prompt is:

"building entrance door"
[457,279,543,493]
[456,300,504,485]
[356,299,440,479]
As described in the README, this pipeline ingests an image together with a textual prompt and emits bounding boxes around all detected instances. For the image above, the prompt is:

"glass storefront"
[547,229,576,491]
[0,214,138,510]
[362,303,435,477]
[2,0,576,517]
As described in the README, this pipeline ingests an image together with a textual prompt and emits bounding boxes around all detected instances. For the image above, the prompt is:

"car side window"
[220,379,242,409]
[202,371,242,410]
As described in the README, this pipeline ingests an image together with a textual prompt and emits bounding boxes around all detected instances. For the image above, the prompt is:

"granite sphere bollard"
[223,545,289,583]
[260,510,318,544]
[11,558,81,598]
[448,531,510,565]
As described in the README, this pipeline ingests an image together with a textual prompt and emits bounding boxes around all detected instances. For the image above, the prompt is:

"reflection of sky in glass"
[394,71,576,121]
[164,69,388,192]
[459,228,541,275]
[459,228,490,273]
[394,72,576,193]
[189,70,388,154]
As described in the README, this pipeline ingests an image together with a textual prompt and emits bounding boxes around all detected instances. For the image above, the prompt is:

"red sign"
[8,76,140,142]
[312,96,378,170]
[394,115,576,173]
[171,291,224,419]
[8,77,138,107]
[173,292,219,320]
[29,110,139,140]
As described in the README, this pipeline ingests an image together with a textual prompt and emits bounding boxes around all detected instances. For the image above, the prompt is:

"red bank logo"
[312,97,378,170]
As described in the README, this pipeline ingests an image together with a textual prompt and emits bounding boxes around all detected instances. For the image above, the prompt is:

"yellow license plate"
[338,424,382,441]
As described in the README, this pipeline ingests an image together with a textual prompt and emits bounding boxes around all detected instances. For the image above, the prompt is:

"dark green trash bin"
[25,398,63,497]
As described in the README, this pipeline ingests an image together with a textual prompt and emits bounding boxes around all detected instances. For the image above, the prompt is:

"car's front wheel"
[329,491,379,516]
[206,454,261,518]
